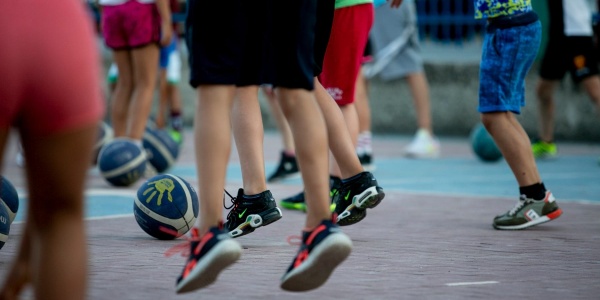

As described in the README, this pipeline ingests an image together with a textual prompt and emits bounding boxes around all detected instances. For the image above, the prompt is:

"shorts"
[318,3,373,105]
[185,0,246,87]
[313,0,335,77]
[362,38,373,64]
[539,36,599,83]
[160,36,182,83]
[0,0,104,135]
[369,1,422,80]
[101,1,161,50]
[478,19,541,114]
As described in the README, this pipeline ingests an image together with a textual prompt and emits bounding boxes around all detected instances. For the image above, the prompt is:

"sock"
[519,182,546,200]
[170,111,183,131]
[357,131,372,154]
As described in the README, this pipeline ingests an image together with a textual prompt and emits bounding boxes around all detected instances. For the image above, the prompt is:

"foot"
[280,218,352,292]
[175,225,241,293]
[267,151,300,183]
[224,189,283,238]
[493,191,563,230]
[404,129,440,159]
[333,172,385,226]
[279,177,341,212]
[531,140,557,159]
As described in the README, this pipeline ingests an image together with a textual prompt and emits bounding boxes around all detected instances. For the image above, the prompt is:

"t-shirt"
[336,0,373,9]
[474,0,533,19]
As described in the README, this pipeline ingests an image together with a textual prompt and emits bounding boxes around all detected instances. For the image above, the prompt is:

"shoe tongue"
[519,194,528,201]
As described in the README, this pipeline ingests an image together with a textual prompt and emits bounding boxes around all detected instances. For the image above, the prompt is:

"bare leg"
[194,85,236,233]
[129,44,160,140]
[482,112,541,186]
[277,88,330,228]
[581,75,600,113]
[355,69,372,134]
[535,79,558,142]
[22,124,97,300]
[405,72,432,133]
[232,86,267,194]
[264,87,295,153]
[111,50,134,138]
[156,69,169,129]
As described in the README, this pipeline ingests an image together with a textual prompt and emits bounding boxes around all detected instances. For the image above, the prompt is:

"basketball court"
[1,130,599,299]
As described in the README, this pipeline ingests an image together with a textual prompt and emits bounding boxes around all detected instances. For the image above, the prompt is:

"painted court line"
[445,281,499,287]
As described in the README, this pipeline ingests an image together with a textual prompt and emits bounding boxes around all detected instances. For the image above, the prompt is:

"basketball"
[0,176,19,224]
[470,123,503,162]
[0,204,10,250]
[98,138,147,186]
[134,174,199,240]
[93,121,114,165]
[142,128,180,173]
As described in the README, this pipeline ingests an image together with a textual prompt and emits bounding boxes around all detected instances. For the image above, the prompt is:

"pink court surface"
[1,129,599,299]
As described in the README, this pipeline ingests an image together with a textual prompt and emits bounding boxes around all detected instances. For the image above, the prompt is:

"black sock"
[519,182,546,200]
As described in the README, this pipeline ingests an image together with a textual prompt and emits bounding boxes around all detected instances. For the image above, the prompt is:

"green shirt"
[336,0,373,9]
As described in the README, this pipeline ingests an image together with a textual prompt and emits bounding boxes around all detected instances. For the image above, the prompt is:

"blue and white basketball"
[98,138,147,187]
[0,203,10,250]
[143,128,180,173]
[0,176,19,224]
[93,121,114,165]
[134,174,198,240]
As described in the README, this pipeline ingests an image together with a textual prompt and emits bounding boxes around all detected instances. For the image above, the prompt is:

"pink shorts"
[318,3,373,106]
[0,0,104,136]
[101,1,161,50]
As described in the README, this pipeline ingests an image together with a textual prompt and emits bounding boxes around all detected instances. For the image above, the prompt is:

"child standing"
[474,0,563,229]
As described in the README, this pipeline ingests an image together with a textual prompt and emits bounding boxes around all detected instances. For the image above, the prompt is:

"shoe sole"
[175,239,242,293]
[493,208,563,230]
[229,207,283,238]
[337,186,385,226]
[280,233,352,292]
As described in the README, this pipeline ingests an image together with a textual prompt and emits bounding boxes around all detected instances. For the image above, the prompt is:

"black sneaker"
[267,151,300,182]
[175,225,242,293]
[358,152,375,171]
[333,172,385,226]
[279,176,341,212]
[223,189,283,238]
[280,218,352,292]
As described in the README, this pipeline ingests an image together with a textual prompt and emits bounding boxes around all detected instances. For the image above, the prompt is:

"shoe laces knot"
[223,189,240,220]
[162,227,202,258]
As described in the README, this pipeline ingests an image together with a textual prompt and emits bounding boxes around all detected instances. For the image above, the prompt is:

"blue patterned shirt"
[474,0,533,19]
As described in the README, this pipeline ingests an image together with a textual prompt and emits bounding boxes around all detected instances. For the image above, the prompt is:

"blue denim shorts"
[478,20,541,114]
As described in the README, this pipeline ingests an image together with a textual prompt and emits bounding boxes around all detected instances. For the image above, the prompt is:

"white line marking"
[87,214,133,221]
[445,281,499,286]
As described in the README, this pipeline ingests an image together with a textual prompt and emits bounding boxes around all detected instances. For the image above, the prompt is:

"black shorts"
[539,36,599,83]
[185,0,247,87]
[313,0,335,77]
[271,0,318,90]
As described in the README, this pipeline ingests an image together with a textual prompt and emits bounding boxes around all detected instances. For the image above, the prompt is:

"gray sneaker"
[493,191,563,230]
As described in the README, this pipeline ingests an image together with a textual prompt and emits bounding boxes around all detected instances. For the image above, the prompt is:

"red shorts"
[0,0,104,136]
[318,3,373,106]
[101,1,161,50]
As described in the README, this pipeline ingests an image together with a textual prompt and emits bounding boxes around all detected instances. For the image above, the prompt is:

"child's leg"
[111,50,134,138]
[277,88,331,227]
[232,86,267,194]
[482,112,541,187]
[194,85,237,232]
[21,124,97,300]
[129,44,160,140]
[156,69,169,129]
[314,79,363,178]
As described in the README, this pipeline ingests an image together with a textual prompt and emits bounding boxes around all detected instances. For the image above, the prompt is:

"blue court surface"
[10,134,600,223]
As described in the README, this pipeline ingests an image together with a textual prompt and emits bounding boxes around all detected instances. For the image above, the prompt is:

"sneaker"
[169,129,183,145]
[333,172,385,226]
[267,151,300,183]
[404,129,440,159]
[531,140,557,159]
[358,152,375,171]
[280,218,352,292]
[223,189,283,238]
[493,191,563,230]
[279,176,341,212]
[175,225,242,293]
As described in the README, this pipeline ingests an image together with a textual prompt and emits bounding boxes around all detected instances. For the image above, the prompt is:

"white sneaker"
[403,129,440,159]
